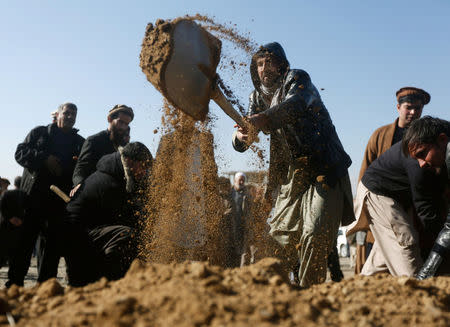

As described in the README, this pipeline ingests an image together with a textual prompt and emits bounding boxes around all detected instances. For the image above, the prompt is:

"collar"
[48,123,79,135]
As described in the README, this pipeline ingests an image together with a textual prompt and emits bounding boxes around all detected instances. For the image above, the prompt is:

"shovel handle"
[50,185,70,203]
[211,87,246,128]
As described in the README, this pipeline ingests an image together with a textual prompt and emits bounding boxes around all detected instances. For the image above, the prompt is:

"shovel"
[142,19,248,128]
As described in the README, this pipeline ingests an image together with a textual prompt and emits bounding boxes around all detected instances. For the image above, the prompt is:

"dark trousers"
[0,222,29,287]
[5,204,65,287]
[64,224,135,287]
[36,221,62,282]
[327,245,344,282]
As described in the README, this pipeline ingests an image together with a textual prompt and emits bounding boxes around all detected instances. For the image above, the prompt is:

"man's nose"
[418,159,427,168]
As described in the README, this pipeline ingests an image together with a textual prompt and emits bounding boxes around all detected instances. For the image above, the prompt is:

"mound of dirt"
[1,258,449,326]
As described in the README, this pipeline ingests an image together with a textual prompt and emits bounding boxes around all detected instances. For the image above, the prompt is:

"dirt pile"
[1,258,448,326]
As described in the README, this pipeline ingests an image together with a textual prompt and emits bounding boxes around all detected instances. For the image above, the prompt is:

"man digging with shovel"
[232,42,355,287]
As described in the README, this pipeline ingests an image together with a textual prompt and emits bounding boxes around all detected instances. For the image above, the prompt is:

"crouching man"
[402,116,450,279]
[350,124,446,276]
[63,142,153,286]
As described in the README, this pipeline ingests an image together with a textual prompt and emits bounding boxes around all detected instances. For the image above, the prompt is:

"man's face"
[234,175,246,190]
[256,56,281,87]
[57,106,77,131]
[409,134,448,172]
[109,112,132,146]
[397,101,423,128]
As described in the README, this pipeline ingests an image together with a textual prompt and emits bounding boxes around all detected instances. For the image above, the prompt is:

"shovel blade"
[163,19,221,121]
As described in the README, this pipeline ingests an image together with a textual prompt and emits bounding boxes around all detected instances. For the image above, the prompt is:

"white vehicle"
[337,226,350,257]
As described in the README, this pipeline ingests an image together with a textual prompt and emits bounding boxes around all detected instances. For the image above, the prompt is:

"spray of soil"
[139,15,269,265]
[138,100,226,265]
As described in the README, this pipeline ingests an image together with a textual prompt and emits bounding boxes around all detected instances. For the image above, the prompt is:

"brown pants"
[356,183,422,276]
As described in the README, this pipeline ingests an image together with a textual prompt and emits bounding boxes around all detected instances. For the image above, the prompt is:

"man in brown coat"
[351,87,430,274]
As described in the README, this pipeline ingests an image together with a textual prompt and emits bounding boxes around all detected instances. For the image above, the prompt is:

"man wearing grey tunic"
[232,42,354,287]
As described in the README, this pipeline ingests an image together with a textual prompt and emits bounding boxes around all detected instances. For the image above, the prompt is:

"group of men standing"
[0,103,153,287]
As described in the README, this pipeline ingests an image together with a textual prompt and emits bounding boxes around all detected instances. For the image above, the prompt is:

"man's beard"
[260,74,282,96]
[111,127,128,146]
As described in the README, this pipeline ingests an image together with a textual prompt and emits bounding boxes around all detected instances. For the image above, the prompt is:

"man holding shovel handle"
[232,42,355,287]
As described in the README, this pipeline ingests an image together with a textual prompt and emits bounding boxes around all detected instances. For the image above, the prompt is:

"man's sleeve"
[15,127,48,171]
[231,92,258,153]
[262,71,315,130]
[407,160,446,236]
[358,133,378,182]
[72,138,96,186]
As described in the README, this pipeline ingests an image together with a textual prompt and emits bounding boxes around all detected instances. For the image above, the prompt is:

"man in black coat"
[13,102,84,286]
[0,190,29,281]
[402,116,450,279]
[350,139,446,277]
[70,104,134,196]
[64,142,152,286]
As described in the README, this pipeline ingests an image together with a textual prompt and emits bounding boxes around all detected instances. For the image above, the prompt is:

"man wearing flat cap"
[348,88,447,277]
[349,87,431,274]
[359,87,430,179]
[71,104,134,196]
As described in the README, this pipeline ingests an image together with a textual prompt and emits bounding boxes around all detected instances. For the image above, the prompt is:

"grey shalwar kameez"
[233,42,354,287]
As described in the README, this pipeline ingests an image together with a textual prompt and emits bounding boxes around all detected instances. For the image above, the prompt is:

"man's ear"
[437,133,448,147]
[107,116,112,123]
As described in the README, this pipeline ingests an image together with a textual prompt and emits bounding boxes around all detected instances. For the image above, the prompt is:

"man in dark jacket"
[70,104,134,196]
[350,134,446,276]
[232,42,354,287]
[402,116,449,279]
[0,190,29,282]
[64,142,152,286]
[353,87,430,274]
[13,102,84,286]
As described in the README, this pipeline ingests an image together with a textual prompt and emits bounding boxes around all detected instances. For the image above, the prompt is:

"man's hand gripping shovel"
[141,18,258,146]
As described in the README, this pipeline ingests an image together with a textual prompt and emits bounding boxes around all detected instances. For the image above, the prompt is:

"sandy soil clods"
[0,258,448,326]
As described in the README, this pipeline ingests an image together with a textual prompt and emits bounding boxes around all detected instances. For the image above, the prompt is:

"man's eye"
[416,151,426,159]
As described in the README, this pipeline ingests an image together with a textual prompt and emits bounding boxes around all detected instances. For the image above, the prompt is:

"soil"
[1,258,449,326]
[139,19,173,94]
[138,101,226,266]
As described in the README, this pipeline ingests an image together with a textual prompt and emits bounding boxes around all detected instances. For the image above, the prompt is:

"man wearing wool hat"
[70,104,134,196]
[359,86,430,179]
[348,88,447,277]
[349,87,431,275]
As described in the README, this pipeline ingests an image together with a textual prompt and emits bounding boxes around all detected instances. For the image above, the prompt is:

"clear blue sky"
[0,1,449,190]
